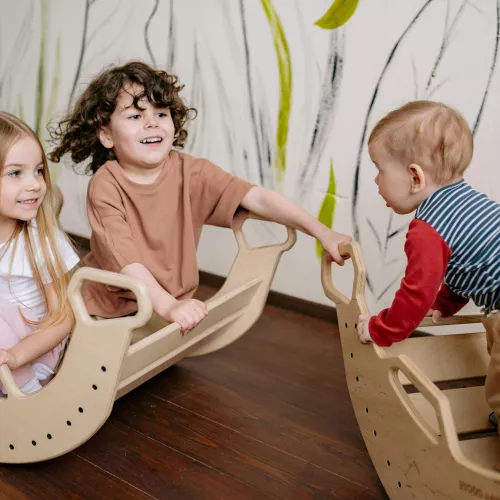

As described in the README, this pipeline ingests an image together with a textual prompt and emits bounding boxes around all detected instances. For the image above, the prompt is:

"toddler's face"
[100,82,175,170]
[369,142,421,215]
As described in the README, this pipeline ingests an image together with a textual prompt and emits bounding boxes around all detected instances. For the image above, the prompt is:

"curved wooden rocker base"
[0,215,296,464]
[322,242,500,499]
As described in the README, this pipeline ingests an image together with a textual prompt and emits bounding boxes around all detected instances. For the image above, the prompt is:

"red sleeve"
[432,283,469,317]
[369,219,451,347]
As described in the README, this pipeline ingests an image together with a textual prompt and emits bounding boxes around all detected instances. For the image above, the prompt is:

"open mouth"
[140,137,163,144]
[18,199,39,206]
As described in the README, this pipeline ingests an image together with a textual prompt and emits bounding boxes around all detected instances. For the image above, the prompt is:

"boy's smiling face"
[98,82,175,172]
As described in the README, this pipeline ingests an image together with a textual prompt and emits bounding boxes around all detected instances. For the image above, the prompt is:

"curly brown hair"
[48,61,197,174]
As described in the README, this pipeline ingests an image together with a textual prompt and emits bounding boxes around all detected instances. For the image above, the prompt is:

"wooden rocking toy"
[0,215,296,464]
[322,241,500,499]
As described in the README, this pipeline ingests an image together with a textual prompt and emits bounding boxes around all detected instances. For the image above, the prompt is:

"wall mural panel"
[1,0,499,310]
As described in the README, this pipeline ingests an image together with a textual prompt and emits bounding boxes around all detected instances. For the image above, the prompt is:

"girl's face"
[98,82,176,171]
[0,135,46,229]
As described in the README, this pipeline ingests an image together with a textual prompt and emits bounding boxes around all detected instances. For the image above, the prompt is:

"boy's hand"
[163,299,208,334]
[0,349,19,370]
[426,309,443,324]
[357,315,374,344]
[320,230,352,266]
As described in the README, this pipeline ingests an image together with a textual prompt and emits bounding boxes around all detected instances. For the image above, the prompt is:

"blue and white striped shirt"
[415,180,500,313]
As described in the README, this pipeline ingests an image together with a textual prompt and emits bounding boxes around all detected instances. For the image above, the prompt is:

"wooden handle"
[67,267,153,328]
[0,365,26,399]
[321,241,366,306]
[234,212,297,252]
[389,355,456,448]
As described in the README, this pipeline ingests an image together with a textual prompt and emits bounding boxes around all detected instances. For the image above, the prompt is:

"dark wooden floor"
[0,282,388,499]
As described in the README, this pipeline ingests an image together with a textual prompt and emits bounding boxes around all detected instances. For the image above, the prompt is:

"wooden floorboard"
[0,283,387,499]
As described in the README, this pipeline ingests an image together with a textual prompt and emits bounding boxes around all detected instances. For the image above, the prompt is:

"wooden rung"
[120,278,261,382]
[460,436,500,471]
[386,333,488,383]
[419,314,484,327]
[408,385,491,435]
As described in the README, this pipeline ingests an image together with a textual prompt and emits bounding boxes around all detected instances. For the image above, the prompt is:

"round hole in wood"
[356,376,359,382]
[32,441,36,446]
[355,323,357,329]
[387,460,390,466]
[365,408,369,413]
[350,353,353,358]
[101,366,106,372]
[9,444,14,450]
[47,434,52,440]
[66,421,72,426]
[92,384,98,390]
[344,323,348,329]
[398,482,402,488]
[78,407,84,413]
[373,430,377,436]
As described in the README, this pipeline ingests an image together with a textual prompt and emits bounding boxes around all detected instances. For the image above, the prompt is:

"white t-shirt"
[0,223,79,319]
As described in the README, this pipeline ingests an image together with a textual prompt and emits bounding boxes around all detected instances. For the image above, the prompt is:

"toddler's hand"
[357,315,373,344]
[0,349,18,370]
[320,230,352,266]
[426,309,443,324]
[163,299,208,334]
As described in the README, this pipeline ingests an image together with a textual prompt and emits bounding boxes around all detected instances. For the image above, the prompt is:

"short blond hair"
[368,101,473,184]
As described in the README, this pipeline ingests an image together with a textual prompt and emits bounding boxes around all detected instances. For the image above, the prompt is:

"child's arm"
[240,186,351,265]
[430,283,469,319]
[121,263,207,333]
[0,282,73,370]
[359,219,452,347]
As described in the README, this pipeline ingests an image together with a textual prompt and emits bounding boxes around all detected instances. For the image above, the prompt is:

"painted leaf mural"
[260,0,292,187]
[315,0,360,29]
[352,0,500,305]
[316,160,337,259]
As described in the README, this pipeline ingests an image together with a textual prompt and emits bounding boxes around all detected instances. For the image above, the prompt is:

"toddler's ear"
[408,163,426,194]
[97,127,114,149]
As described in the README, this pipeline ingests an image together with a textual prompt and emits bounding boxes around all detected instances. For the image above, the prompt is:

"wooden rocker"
[0,215,296,464]
[322,241,500,499]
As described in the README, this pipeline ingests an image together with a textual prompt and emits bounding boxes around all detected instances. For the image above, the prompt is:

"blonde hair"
[0,111,74,329]
[368,101,473,184]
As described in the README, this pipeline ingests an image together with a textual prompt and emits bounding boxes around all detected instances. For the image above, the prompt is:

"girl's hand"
[357,315,374,344]
[0,349,19,370]
[163,299,208,334]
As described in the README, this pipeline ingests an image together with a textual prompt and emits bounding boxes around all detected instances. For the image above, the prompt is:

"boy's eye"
[35,167,44,176]
[129,114,141,120]
[7,170,20,178]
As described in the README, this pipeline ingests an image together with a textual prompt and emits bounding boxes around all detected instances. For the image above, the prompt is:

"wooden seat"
[0,214,296,464]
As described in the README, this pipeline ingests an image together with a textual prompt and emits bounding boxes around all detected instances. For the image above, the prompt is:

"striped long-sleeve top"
[369,180,500,347]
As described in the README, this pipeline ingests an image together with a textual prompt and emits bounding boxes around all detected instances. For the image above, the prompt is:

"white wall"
[1,0,499,315]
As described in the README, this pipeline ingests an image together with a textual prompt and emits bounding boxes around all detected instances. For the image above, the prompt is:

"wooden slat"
[386,333,488,382]
[408,385,491,434]
[120,279,260,381]
[419,314,484,327]
[460,436,500,470]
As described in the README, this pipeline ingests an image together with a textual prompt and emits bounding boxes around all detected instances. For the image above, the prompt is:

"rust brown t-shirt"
[82,151,254,318]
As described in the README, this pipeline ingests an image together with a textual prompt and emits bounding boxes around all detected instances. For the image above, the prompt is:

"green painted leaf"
[18,96,24,121]
[261,0,292,185]
[316,161,337,259]
[35,0,49,137]
[46,35,61,127]
[315,0,359,30]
